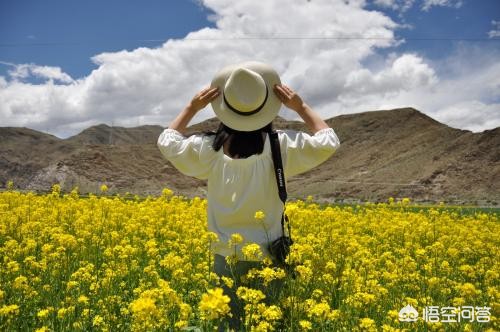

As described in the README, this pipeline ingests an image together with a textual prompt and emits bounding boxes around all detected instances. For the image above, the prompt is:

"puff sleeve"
[157,128,217,180]
[278,127,340,177]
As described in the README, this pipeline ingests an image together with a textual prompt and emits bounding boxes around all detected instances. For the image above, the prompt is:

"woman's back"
[157,61,341,329]
[157,126,340,259]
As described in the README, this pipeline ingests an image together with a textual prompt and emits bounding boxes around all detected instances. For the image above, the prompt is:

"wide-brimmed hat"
[210,61,281,131]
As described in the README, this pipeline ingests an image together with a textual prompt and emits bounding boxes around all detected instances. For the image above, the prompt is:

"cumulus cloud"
[435,101,500,132]
[0,0,498,137]
[421,0,463,11]
[489,20,500,38]
[373,0,415,13]
[372,0,462,13]
[332,44,500,132]
[343,54,437,97]
[1,62,74,84]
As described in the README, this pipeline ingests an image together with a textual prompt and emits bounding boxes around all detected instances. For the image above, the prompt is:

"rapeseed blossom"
[0,190,498,330]
[242,243,263,261]
[198,288,231,321]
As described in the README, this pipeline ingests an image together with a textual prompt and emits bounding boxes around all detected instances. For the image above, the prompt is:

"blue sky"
[0,0,499,137]
[0,0,216,79]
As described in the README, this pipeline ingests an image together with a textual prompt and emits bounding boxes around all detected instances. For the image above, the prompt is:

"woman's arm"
[168,87,220,135]
[273,84,329,134]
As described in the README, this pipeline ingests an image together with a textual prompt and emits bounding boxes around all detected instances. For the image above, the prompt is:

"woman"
[157,61,340,330]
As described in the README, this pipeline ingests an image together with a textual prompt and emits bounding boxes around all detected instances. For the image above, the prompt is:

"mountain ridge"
[1,107,498,205]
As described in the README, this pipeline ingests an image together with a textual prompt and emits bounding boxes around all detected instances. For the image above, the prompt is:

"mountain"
[1,108,498,205]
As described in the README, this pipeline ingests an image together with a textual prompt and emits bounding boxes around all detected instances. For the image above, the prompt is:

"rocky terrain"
[1,108,498,205]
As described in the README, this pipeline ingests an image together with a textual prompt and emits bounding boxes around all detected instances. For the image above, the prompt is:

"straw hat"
[210,61,281,131]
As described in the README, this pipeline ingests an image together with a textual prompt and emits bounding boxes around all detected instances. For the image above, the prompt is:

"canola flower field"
[0,185,498,332]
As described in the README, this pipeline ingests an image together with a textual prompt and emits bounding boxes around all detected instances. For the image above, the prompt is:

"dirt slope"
[1,108,498,205]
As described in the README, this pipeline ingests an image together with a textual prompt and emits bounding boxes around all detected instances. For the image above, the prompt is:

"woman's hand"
[188,87,220,112]
[273,84,305,113]
[167,87,219,135]
[273,83,329,134]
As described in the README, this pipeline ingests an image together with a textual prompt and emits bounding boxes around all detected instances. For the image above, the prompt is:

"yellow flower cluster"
[198,288,231,321]
[0,189,498,331]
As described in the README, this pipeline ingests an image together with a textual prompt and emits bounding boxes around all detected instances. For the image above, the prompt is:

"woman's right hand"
[273,84,305,113]
[188,86,220,112]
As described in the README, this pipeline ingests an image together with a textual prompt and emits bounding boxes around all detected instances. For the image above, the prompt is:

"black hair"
[205,122,273,159]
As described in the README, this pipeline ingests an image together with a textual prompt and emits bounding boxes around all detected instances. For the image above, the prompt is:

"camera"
[268,235,293,266]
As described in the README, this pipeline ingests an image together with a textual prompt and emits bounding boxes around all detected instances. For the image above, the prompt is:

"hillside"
[1,108,498,205]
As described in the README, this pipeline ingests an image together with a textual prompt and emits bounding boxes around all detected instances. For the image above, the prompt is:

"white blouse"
[157,127,340,259]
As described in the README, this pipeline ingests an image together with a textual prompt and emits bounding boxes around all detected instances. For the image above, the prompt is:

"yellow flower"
[307,301,331,320]
[129,297,158,319]
[0,304,20,316]
[161,188,173,197]
[0,189,497,330]
[254,210,265,221]
[37,308,51,319]
[236,287,265,304]
[221,276,234,289]
[35,327,50,332]
[13,275,29,290]
[242,243,263,261]
[254,321,272,332]
[51,184,61,195]
[100,184,108,193]
[93,314,104,327]
[225,254,238,266]
[57,307,71,319]
[198,288,231,320]
[261,305,282,321]
[228,233,244,247]
[295,265,313,281]
[77,295,89,305]
[328,309,340,320]
[456,283,479,298]
[299,320,312,330]
[6,261,19,273]
[312,289,324,300]
[174,320,188,329]
[359,317,377,332]
[257,267,286,286]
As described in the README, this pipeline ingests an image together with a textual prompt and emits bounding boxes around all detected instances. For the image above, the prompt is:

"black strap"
[268,130,287,203]
[267,127,291,238]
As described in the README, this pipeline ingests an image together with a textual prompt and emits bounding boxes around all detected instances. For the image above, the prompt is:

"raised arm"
[168,87,220,135]
[273,84,329,134]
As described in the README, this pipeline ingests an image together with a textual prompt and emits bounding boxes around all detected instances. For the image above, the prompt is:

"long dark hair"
[206,122,273,159]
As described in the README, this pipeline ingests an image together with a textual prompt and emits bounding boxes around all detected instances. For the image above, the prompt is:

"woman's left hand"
[188,87,220,112]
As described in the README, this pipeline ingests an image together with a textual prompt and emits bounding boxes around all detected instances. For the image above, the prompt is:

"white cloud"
[421,0,463,11]
[372,0,463,13]
[489,20,500,38]
[3,62,74,84]
[329,44,500,132]
[435,101,500,132]
[373,0,415,12]
[343,53,437,96]
[0,0,498,137]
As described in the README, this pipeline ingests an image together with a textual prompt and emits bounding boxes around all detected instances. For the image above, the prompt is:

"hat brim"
[210,61,282,131]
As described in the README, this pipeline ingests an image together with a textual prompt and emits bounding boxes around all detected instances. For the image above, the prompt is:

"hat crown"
[224,68,267,113]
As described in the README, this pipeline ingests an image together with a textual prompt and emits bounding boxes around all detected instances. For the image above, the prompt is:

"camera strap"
[267,128,291,239]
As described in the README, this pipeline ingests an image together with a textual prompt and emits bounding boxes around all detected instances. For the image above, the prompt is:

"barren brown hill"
[1,108,498,205]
